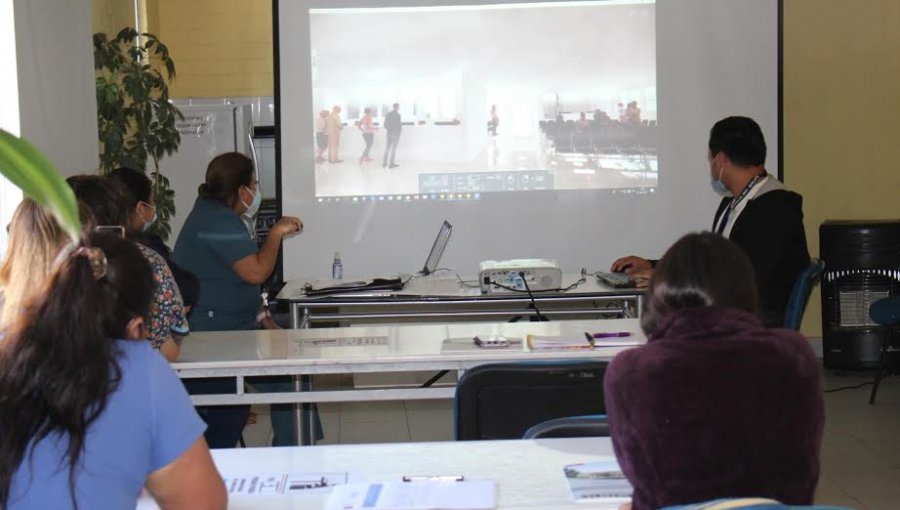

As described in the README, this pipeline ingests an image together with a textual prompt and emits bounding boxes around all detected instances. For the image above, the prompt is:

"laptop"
[421,220,453,275]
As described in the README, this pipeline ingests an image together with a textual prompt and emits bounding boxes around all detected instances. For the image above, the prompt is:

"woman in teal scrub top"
[174,152,302,447]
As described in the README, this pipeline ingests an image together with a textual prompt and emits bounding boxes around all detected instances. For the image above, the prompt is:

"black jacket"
[714,189,810,327]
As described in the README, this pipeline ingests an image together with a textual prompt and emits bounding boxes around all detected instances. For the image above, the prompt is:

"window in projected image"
[310,0,657,203]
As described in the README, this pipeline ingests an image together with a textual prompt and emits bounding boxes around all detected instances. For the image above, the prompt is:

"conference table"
[173,319,645,444]
[137,437,625,510]
[277,273,645,328]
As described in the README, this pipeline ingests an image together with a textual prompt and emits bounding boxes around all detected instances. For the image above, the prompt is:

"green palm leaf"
[0,129,82,242]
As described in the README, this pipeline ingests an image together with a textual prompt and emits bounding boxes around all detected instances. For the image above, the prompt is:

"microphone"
[519,271,549,322]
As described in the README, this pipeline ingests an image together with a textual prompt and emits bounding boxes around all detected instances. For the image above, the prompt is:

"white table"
[138,437,623,510]
[175,319,643,445]
[173,319,644,406]
[277,274,644,328]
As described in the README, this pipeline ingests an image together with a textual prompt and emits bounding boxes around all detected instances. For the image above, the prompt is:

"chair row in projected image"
[539,119,658,155]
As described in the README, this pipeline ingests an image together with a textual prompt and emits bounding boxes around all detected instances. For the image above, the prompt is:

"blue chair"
[522,414,609,439]
[867,296,900,404]
[784,259,825,330]
[454,360,608,440]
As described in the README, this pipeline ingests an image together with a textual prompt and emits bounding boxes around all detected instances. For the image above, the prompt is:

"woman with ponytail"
[0,231,225,509]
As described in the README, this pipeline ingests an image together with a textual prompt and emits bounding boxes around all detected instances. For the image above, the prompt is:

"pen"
[402,475,465,482]
[589,332,632,339]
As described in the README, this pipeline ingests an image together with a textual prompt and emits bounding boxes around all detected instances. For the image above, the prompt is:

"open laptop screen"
[422,220,452,275]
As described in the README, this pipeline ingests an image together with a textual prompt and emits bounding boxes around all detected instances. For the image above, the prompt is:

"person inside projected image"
[488,104,499,136]
[326,105,343,163]
[617,102,627,122]
[625,101,642,126]
[315,109,329,163]
[358,107,377,164]
[610,116,810,328]
[383,102,402,169]
[575,112,591,132]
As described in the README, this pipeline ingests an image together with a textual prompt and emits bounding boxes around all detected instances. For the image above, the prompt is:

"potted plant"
[93,27,181,241]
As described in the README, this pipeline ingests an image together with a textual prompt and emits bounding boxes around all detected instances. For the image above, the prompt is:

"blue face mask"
[140,202,158,232]
[709,159,732,197]
[241,185,262,217]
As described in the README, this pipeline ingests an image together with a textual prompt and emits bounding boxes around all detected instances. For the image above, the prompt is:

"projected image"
[309,0,657,200]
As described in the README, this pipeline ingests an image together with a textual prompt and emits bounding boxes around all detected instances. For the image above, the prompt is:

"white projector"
[478,259,562,294]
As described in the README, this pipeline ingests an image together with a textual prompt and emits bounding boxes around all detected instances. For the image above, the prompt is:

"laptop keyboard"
[595,272,636,289]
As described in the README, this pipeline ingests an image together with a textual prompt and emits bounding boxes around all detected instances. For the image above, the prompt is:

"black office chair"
[522,414,610,439]
[868,296,900,404]
[454,360,608,440]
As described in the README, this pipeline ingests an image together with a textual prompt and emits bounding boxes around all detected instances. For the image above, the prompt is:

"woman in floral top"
[67,175,188,361]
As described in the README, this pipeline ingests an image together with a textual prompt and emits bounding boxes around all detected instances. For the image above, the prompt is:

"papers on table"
[326,479,496,510]
[223,472,348,496]
[563,460,632,503]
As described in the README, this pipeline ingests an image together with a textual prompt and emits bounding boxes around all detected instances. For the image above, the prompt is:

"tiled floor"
[242,367,900,510]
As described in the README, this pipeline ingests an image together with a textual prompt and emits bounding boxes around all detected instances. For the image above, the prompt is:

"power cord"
[519,271,549,321]
[428,267,481,288]
[823,381,874,393]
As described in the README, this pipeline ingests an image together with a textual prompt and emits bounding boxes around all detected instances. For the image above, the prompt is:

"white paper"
[327,480,495,510]
[223,472,348,496]
[563,461,632,502]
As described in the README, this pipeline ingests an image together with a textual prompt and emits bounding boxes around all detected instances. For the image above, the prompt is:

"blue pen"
[590,332,632,339]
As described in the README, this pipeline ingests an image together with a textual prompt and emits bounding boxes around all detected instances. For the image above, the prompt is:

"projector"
[478,259,562,294]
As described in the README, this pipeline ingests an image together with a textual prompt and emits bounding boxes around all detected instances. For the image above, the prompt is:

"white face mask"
[139,202,157,232]
[240,185,261,217]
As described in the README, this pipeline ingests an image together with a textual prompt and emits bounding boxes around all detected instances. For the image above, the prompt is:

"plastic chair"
[454,360,608,440]
[783,258,825,330]
[867,296,900,404]
[522,414,609,439]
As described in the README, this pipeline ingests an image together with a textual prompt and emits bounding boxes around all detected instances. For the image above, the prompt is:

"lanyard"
[715,172,767,235]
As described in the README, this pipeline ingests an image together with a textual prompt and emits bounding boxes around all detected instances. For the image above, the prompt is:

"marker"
[589,332,632,339]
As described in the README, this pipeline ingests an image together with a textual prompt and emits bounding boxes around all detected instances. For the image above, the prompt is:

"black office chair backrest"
[454,361,608,440]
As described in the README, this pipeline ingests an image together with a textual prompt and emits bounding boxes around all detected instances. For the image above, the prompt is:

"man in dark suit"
[383,102,402,168]
[611,116,810,327]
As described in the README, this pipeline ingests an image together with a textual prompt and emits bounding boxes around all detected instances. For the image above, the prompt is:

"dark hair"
[0,233,154,508]
[199,152,254,207]
[708,116,767,167]
[393,102,400,110]
[640,232,759,335]
[108,167,152,209]
[66,175,129,227]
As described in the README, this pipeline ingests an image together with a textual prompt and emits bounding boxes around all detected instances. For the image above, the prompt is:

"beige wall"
[147,0,273,98]
[92,0,138,35]
[784,0,900,336]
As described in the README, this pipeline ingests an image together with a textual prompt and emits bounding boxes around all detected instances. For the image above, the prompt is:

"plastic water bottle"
[332,252,343,280]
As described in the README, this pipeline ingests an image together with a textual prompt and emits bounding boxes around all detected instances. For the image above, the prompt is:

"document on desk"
[223,472,349,496]
[563,460,632,503]
[326,479,496,509]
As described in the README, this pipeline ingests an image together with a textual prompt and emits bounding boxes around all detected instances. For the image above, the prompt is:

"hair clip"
[74,246,108,280]
[94,225,125,239]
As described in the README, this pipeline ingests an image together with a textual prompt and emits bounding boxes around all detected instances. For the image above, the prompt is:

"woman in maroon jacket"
[604,232,824,510]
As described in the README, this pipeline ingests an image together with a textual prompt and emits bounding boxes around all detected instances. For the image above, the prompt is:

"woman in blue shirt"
[0,228,225,509]
[174,152,302,447]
